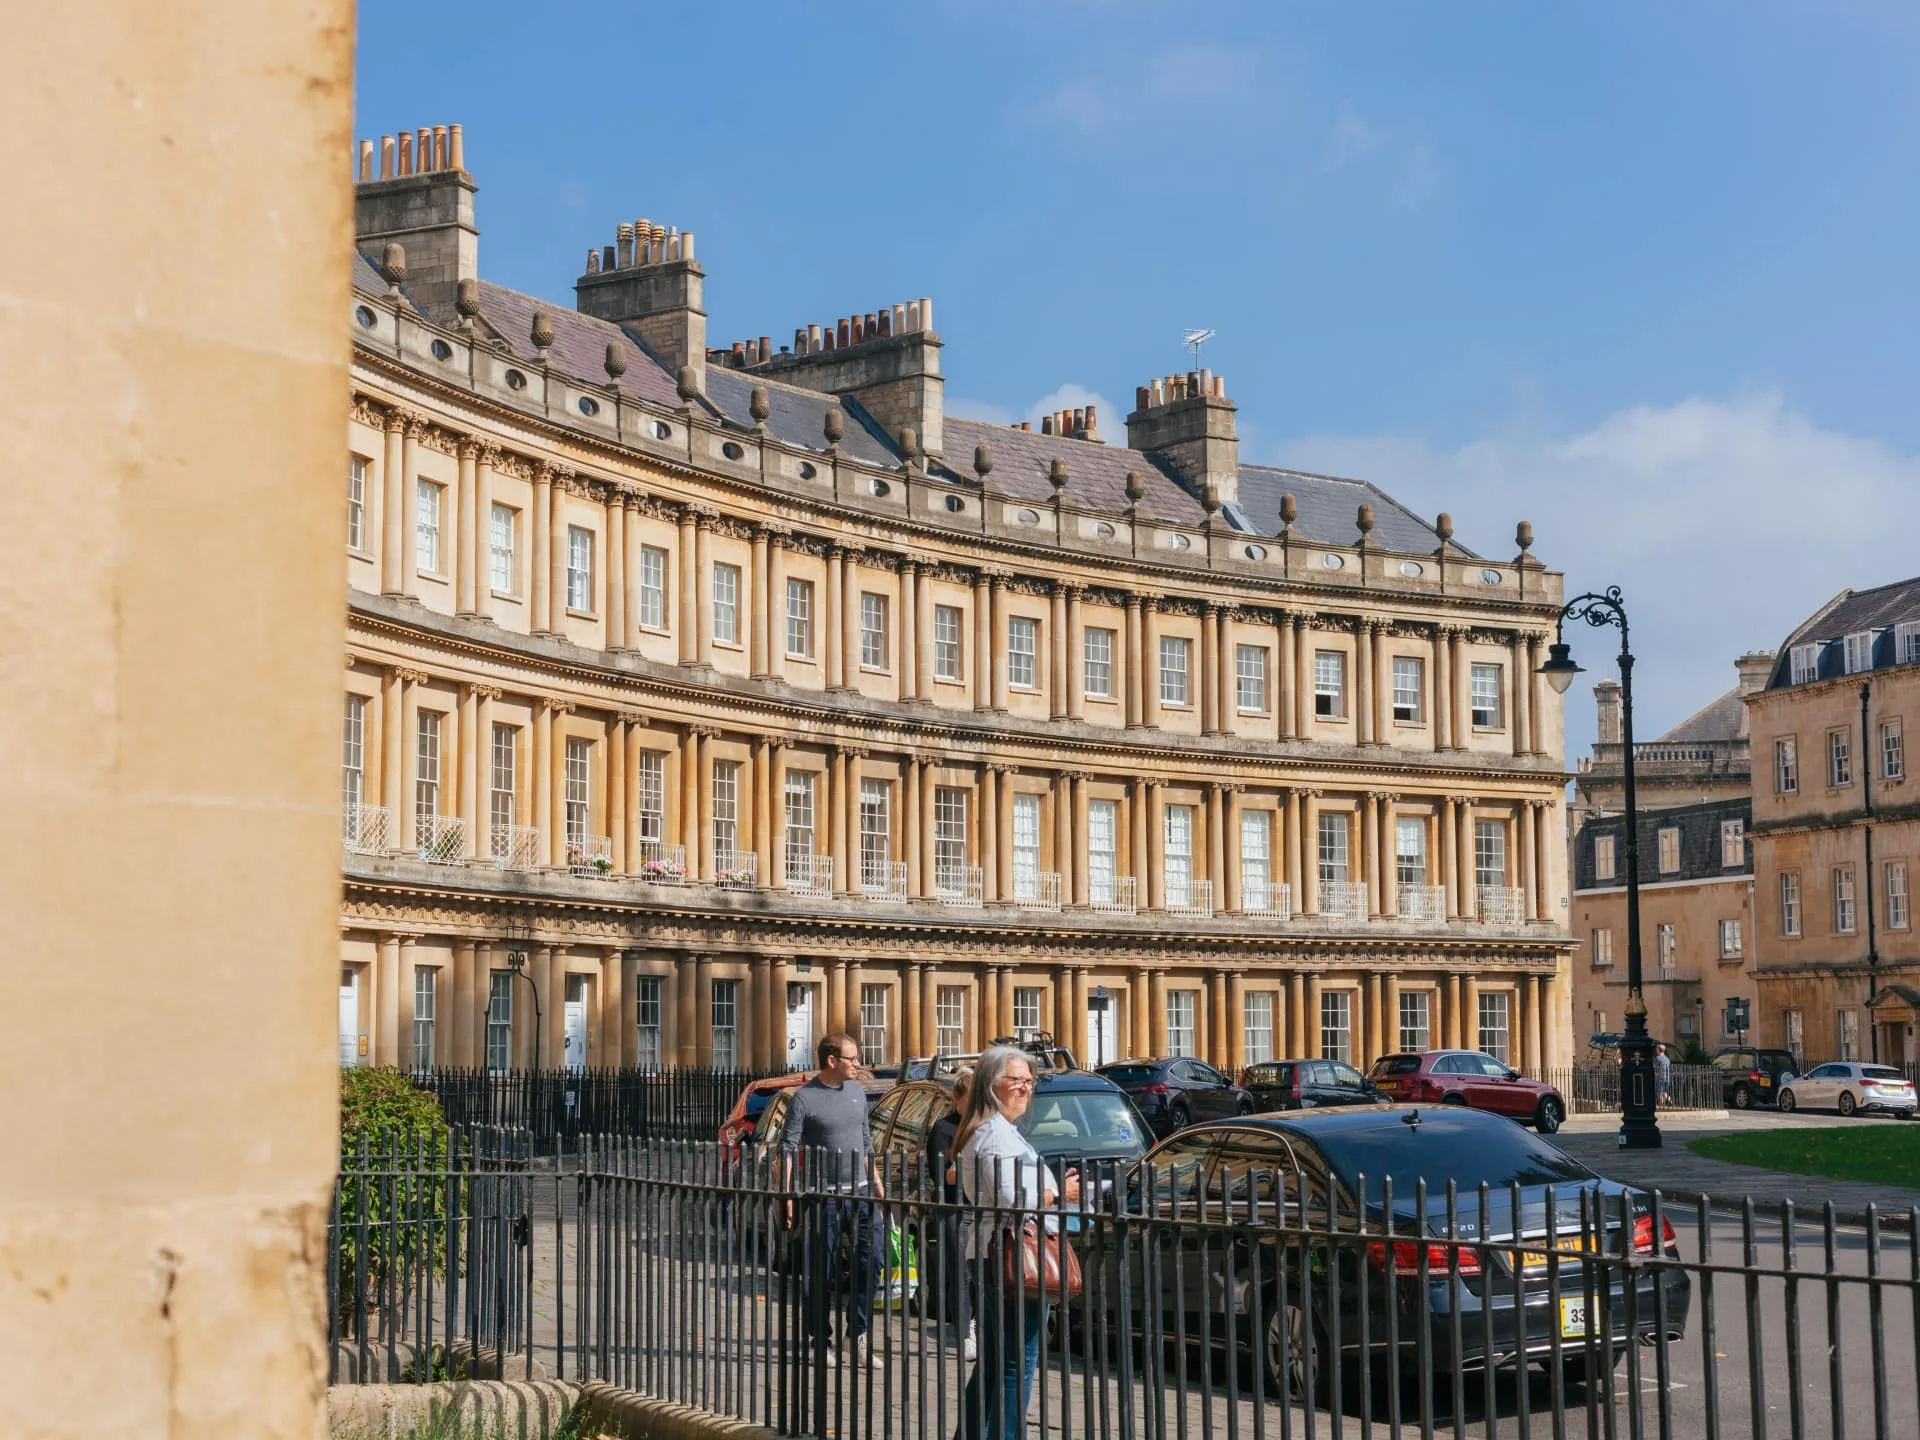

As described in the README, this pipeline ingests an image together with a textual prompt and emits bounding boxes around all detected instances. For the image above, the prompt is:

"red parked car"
[1366,1050,1567,1133]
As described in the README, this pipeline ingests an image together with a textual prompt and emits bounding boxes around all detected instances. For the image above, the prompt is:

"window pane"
[566,526,594,612]
[1244,991,1275,1064]
[1776,737,1798,793]
[712,563,739,644]
[489,723,517,836]
[784,772,816,876]
[415,481,442,573]
[1235,645,1266,712]
[1012,793,1041,899]
[1240,810,1270,910]
[347,456,367,550]
[486,972,514,1072]
[859,983,890,1065]
[1477,991,1511,1065]
[1474,820,1506,888]
[934,605,962,680]
[341,695,366,817]
[636,751,664,841]
[634,976,662,1070]
[859,779,891,887]
[1088,799,1117,904]
[1398,990,1432,1053]
[1166,991,1196,1057]
[1164,804,1193,905]
[640,546,667,628]
[1084,628,1113,697]
[860,592,888,669]
[1394,817,1426,884]
[1160,637,1190,705]
[786,578,813,657]
[564,737,591,846]
[1314,651,1345,717]
[490,504,516,593]
[1320,991,1352,1064]
[412,967,437,1071]
[711,760,739,855]
[1318,812,1349,883]
[1470,663,1502,728]
[1391,656,1423,722]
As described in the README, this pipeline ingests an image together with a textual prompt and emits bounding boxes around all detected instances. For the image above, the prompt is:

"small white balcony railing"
[1166,878,1214,919]
[1009,870,1063,912]
[1476,886,1527,927]
[415,813,467,865]
[1397,884,1448,922]
[633,839,688,885]
[935,864,984,909]
[784,854,834,899]
[343,803,392,855]
[858,860,908,901]
[567,834,615,879]
[1239,878,1292,918]
[1088,874,1138,916]
[490,823,542,872]
[713,850,757,890]
[1319,879,1370,925]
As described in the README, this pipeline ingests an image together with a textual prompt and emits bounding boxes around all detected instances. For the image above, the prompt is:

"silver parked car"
[1777,1062,1918,1118]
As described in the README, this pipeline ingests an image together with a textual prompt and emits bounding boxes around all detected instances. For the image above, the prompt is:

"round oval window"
[1015,508,1040,526]
[1321,552,1344,570]
[1244,544,1267,561]
[798,462,817,480]
[1400,560,1424,578]
[722,441,744,460]
[1169,533,1192,550]
[504,368,527,391]
[1094,521,1116,539]
[944,494,965,513]
[652,420,671,440]
[429,338,452,361]
[354,305,376,329]
[1480,568,1503,586]
[870,478,891,497]
[578,396,600,417]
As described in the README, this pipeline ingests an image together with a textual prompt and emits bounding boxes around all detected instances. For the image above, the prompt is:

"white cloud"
[1323,104,1441,211]
[1274,393,1920,752]
[1030,43,1259,137]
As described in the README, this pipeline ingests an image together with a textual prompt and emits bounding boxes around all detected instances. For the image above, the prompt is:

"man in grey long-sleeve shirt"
[780,1031,885,1367]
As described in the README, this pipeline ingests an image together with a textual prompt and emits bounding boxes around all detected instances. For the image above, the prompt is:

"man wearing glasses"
[780,1031,885,1368]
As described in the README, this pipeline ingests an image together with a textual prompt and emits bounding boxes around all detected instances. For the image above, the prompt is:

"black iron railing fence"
[405,1066,781,1150]
[1549,1064,1724,1113]
[329,1131,1919,1439]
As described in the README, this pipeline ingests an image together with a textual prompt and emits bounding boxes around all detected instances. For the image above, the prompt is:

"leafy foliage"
[336,1068,452,1334]
[342,1064,452,1148]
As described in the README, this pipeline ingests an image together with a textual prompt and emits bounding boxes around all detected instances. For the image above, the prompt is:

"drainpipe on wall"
[1863,681,1880,1063]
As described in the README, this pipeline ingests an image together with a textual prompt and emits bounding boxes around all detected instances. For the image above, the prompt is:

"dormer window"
[1789,643,1820,685]
[1844,631,1875,675]
[1897,621,1920,666]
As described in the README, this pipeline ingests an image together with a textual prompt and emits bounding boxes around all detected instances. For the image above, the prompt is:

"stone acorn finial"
[1516,519,1534,556]
[823,405,845,447]
[1357,503,1375,539]
[455,277,480,328]
[381,240,407,293]
[900,425,922,462]
[604,342,628,382]
[676,364,701,405]
[749,386,771,428]
[1436,512,1454,546]
[1279,493,1298,532]
[973,442,994,481]
[531,310,556,355]
[1049,458,1069,495]
[1125,470,1144,507]
[1202,481,1221,517]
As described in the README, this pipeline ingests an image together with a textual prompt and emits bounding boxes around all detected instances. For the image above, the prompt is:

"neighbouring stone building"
[339,124,1575,1081]
[1748,578,1920,1068]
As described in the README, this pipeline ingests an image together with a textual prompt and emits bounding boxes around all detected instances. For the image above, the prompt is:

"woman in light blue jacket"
[950,1045,1080,1440]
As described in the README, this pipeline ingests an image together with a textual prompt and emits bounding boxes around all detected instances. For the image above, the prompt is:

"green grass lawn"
[1687,1125,1920,1189]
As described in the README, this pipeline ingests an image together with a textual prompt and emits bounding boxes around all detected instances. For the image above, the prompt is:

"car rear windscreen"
[1314,1120,1597,1201]
[1369,1056,1423,1076]
[1101,1065,1161,1085]
[1019,1093,1147,1153]
[1863,1065,1907,1081]
[1244,1064,1289,1086]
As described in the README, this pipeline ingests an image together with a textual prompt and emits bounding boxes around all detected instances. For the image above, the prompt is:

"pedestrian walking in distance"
[1654,1043,1673,1108]
[780,1032,884,1370]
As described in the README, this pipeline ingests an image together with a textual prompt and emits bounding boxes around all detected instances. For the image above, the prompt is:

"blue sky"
[357,1,1920,753]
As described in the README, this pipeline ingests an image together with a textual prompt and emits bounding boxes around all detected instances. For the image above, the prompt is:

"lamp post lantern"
[1540,585,1661,1149]
[503,914,543,1073]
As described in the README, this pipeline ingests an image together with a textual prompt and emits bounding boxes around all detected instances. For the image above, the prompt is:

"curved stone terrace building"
[338,123,1575,1081]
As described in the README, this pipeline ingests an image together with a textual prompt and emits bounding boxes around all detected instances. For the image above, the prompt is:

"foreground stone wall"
[0,1,354,1434]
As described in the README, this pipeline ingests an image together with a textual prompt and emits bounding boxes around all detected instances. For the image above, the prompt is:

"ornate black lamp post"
[1540,586,1661,1149]
[503,914,542,1073]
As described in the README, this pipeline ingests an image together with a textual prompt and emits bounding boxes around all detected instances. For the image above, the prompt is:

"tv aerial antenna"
[1182,328,1216,370]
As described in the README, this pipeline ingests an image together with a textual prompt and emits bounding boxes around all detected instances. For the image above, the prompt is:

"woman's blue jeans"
[957,1278,1043,1440]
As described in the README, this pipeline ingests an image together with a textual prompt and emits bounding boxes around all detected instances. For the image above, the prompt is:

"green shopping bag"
[878,1222,919,1311]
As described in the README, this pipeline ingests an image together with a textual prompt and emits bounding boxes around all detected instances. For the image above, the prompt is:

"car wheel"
[1170,1101,1192,1130]
[1262,1293,1327,1403]
[1440,1092,1468,1107]
[1777,1089,1797,1114]
[1237,1096,1254,1115]
[1558,1345,1624,1391]
[1731,1083,1753,1110]
[1535,1097,1564,1134]
[1839,1091,1858,1117]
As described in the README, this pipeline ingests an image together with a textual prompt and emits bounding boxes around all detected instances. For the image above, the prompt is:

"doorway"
[1086,990,1118,1067]
[339,967,361,1067]
[564,975,589,1072]
[786,982,815,1071]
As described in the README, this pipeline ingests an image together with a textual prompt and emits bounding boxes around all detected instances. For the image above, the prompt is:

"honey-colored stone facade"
[340,136,1577,1081]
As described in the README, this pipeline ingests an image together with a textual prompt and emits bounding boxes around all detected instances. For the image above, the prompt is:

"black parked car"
[1098,1058,1252,1136]
[1243,1059,1386,1112]
[1084,1106,1690,1398]
[1710,1047,1800,1109]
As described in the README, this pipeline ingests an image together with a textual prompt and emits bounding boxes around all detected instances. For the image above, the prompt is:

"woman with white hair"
[950,1045,1080,1440]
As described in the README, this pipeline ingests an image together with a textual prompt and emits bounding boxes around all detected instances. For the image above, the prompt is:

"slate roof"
[1237,464,1467,554]
[1766,575,1920,689]
[1656,687,1747,744]
[1574,795,1752,891]
[704,365,901,469]
[469,280,684,412]
[937,419,1206,524]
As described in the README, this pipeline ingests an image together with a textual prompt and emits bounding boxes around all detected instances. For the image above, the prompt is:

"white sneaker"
[963,1322,977,1362]
[821,1341,839,1369]
[848,1334,870,1369]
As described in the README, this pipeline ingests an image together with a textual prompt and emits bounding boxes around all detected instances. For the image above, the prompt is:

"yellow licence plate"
[1521,1233,1596,1270]
[1560,1296,1590,1339]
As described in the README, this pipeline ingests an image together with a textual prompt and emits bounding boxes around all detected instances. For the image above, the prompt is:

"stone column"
[1228,972,1247,1076]
[1301,789,1322,915]
[529,462,553,632]
[1444,974,1463,1049]
[532,697,553,864]
[1383,972,1402,1057]
[1371,620,1391,743]
[400,417,423,598]
[1440,795,1459,919]
[1050,582,1069,719]
[752,737,772,888]
[973,572,993,711]
[828,746,848,893]
[1294,616,1313,737]
[607,715,627,871]
[1432,626,1452,750]
[382,410,408,596]
[1518,973,1537,1075]
[840,547,862,689]
[1201,603,1221,735]
[451,939,476,1067]
[1283,788,1303,917]
[904,963,923,1064]
[1146,782,1166,911]
[1287,973,1306,1058]
[549,469,570,629]
[1207,783,1227,903]
[1223,786,1243,913]
[530,943,556,1070]
[602,946,626,1069]
[920,762,939,896]
[1362,791,1381,917]
[1304,973,1322,1057]
[903,757,922,898]
[474,442,497,624]
[1071,967,1090,1062]
[1053,772,1073,899]
[1450,628,1469,748]
[694,956,715,1066]
[620,716,646,873]
[769,742,790,887]
[1071,774,1091,907]
[457,685,480,858]
[1142,599,1162,728]
[997,968,1015,1045]
[604,487,626,646]
[1511,632,1531,758]
[766,531,788,682]
[1067,585,1086,720]
[844,748,864,891]
[1277,610,1296,740]
[916,566,935,702]
[1527,634,1547,755]
[1458,799,1478,920]
[981,964,1000,1040]
[899,560,918,698]
[455,439,478,616]
[1533,798,1554,921]
[1520,799,1539,922]
[749,527,770,676]
[374,933,400,1067]
[990,575,1010,713]
[676,507,698,663]
[1124,595,1145,729]
[623,497,642,647]
[980,765,1001,901]
[679,725,701,867]
[1218,611,1237,736]
[750,956,773,1069]
[1366,973,1384,1064]
[828,959,850,1035]
[1354,617,1374,746]
[695,512,715,667]
[1130,779,1150,902]
[921,964,940,1056]
[1209,971,1229,1070]
[1149,969,1168,1056]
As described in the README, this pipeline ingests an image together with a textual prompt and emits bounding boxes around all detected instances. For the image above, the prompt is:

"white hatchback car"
[1777,1062,1918,1118]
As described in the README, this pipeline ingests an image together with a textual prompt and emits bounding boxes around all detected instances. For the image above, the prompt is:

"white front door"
[1086,993,1118,1067]
[786,982,815,1072]
[339,968,361,1066]
[563,975,589,1072]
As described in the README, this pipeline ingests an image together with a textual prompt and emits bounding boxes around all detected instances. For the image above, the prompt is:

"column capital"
[1527,796,1553,811]
[616,709,650,726]
[692,504,720,530]
[1445,793,1472,807]
[1437,622,1468,641]
[541,696,575,715]
[1212,780,1244,795]
[837,742,870,760]
[392,665,430,685]
[1204,599,1222,617]
[1299,786,1325,799]
[466,683,503,702]
[685,722,721,741]
[764,523,794,548]
[1367,789,1398,803]
[985,759,1019,776]
[985,568,1008,590]
[477,439,504,466]
[384,406,415,434]
[1124,592,1145,614]
[899,556,918,576]
[1062,769,1095,784]
[457,436,482,461]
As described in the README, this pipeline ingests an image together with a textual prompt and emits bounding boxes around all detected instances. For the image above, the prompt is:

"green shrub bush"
[337,1068,452,1333]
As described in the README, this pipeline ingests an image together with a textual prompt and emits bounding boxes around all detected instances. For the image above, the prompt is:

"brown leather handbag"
[1003,1222,1083,1302]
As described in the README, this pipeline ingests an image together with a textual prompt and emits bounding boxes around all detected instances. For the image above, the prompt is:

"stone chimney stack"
[1125,370,1238,509]
[352,123,477,317]
[727,298,944,455]
[1735,650,1777,696]
[574,218,708,395]
[1594,679,1623,747]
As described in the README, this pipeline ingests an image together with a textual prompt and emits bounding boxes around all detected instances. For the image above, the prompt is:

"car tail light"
[1367,1240,1481,1276]
[1749,1070,1763,1083]
[1291,1072,1304,1099]
[1631,1213,1677,1254]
